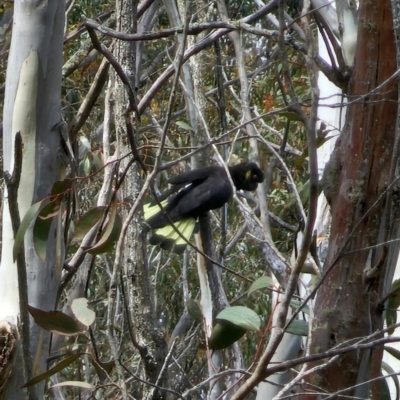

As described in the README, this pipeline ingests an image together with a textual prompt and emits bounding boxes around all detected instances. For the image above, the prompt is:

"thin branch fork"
[85,27,137,115]
[83,19,278,43]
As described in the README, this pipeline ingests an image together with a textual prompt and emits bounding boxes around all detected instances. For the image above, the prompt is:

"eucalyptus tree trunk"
[179,1,226,396]
[0,0,65,399]
[379,1,400,398]
[304,0,400,398]
[113,1,167,399]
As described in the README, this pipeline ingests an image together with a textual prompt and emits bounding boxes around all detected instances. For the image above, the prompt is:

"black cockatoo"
[144,162,264,253]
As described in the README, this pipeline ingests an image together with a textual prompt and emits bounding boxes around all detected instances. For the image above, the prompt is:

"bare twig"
[69,57,110,140]
[4,133,36,400]
[182,369,251,398]
[266,321,400,375]
[83,19,276,42]
[85,26,137,114]
[138,1,279,112]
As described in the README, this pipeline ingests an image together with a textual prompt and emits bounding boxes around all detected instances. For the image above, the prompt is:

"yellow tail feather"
[143,200,168,220]
[174,219,197,246]
[150,218,197,253]
[154,218,195,241]
[145,200,197,253]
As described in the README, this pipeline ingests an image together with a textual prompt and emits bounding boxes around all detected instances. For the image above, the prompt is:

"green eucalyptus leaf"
[285,319,309,336]
[28,305,81,336]
[186,299,203,323]
[73,206,106,242]
[22,353,84,388]
[33,213,54,261]
[207,321,247,350]
[248,276,274,295]
[385,345,400,361]
[13,201,43,262]
[86,203,122,254]
[176,121,193,131]
[290,299,310,315]
[50,179,72,199]
[216,306,261,332]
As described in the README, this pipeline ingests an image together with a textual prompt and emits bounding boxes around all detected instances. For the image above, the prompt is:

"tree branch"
[4,132,36,399]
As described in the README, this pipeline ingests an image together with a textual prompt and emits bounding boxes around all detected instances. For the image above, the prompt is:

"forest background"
[1,0,400,399]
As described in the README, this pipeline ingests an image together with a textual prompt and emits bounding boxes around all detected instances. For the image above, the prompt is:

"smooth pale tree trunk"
[0,1,64,398]
[257,295,301,399]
